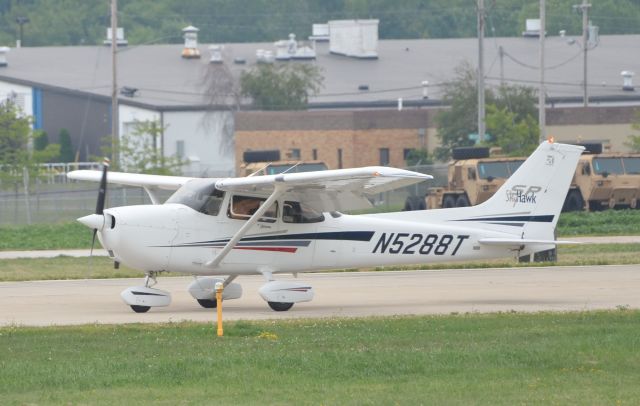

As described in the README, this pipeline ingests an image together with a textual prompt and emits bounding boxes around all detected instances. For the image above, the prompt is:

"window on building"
[337,148,343,169]
[379,148,390,166]
[289,148,301,160]
[312,149,318,160]
[403,149,412,160]
[176,140,185,158]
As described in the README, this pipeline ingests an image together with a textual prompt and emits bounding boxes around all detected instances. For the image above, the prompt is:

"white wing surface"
[216,166,432,212]
[68,170,195,191]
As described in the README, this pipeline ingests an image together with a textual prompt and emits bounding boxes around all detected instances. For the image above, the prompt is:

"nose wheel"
[130,305,151,313]
[267,302,294,311]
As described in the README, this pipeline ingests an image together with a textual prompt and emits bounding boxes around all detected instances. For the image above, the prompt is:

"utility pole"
[499,46,504,86]
[575,0,591,107]
[477,0,485,143]
[539,0,546,141]
[111,0,119,166]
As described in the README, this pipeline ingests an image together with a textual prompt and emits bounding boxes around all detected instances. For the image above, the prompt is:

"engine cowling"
[187,278,242,301]
[258,281,314,304]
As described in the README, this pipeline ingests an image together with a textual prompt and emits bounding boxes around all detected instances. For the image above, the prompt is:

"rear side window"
[283,201,324,223]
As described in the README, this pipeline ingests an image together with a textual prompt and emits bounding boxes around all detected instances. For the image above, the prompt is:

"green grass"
[1,311,639,405]
[1,243,639,282]
[557,209,640,236]
[0,222,91,250]
[0,256,142,281]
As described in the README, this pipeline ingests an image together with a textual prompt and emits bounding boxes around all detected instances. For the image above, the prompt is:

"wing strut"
[205,186,284,268]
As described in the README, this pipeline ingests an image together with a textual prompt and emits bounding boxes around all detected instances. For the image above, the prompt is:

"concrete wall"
[0,81,33,116]
[163,110,235,177]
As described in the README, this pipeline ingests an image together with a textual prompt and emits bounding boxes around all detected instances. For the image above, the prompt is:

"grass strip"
[1,311,639,405]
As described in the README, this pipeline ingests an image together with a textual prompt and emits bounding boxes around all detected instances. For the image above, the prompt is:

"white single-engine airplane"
[68,140,583,313]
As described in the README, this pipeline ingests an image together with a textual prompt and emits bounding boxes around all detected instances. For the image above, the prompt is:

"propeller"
[78,158,110,256]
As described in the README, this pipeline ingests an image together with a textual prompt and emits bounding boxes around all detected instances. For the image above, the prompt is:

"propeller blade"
[95,157,110,215]
[90,229,97,256]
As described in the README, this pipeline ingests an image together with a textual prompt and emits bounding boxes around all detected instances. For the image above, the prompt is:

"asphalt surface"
[1,264,639,326]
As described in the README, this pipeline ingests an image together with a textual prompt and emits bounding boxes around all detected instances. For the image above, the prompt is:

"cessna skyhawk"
[68,140,583,313]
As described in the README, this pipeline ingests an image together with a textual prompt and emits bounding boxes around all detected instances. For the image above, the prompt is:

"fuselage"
[98,202,515,276]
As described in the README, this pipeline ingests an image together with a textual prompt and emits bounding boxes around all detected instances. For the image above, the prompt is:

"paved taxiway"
[1,264,639,326]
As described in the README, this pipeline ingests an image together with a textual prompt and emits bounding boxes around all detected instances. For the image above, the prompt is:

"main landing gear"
[120,272,315,313]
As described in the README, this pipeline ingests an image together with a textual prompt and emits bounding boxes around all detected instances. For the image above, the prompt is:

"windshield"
[593,158,624,175]
[166,179,225,216]
[623,157,640,174]
[477,160,523,180]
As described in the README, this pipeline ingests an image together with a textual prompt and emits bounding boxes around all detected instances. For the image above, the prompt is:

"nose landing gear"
[120,271,171,313]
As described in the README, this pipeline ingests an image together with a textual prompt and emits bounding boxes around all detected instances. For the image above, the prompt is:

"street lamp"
[16,16,29,48]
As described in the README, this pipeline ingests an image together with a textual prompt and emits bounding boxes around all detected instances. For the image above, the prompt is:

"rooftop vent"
[120,86,138,97]
[274,33,316,61]
[233,57,246,65]
[209,44,223,64]
[0,47,9,67]
[256,49,274,64]
[103,27,128,46]
[621,71,635,91]
[522,19,541,37]
[358,84,369,91]
[309,24,329,41]
[329,19,378,59]
[181,25,201,59]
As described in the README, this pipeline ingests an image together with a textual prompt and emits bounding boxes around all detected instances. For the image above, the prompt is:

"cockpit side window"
[283,201,325,223]
[228,195,278,223]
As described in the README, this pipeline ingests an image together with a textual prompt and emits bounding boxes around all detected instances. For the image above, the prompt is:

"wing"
[215,166,432,212]
[67,170,195,191]
[68,170,197,204]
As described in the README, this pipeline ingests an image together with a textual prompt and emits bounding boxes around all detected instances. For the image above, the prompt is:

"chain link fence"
[0,163,450,225]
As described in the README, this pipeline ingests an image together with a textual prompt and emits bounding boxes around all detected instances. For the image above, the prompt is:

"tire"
[455,195,470,208]
[403,196,426,211]
[442,195,456,208]
[197,299,218,309]
[130,305,150,313]
[588,200,604,212]
[563,190,584,212]
[268,302,294,312]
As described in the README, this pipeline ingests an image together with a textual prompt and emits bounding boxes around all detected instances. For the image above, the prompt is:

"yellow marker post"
[215,282,223,337]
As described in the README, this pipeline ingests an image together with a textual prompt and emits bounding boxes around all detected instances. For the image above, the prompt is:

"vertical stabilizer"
[473,141,584,239]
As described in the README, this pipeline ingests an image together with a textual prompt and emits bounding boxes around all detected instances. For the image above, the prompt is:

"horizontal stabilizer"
[479,238,583,246]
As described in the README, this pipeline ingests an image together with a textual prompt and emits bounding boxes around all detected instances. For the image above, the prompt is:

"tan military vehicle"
[571,149,640,211]
[416,144,640,212]
[423,147,525,209]
[240,149,328,177]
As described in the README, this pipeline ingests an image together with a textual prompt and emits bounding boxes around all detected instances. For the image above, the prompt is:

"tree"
[240,63,323,110]
[102,119,186,175]
[435,61,539,160]
[485,105,538,156]
[624,111,640,152]
[435,62,493,159]
[58,129,74,162]
[405,148,433,166]
[0,101,31,185]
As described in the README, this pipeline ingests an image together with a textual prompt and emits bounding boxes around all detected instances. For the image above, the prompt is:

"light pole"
[574,1,591,107]
[15,17,29,48]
